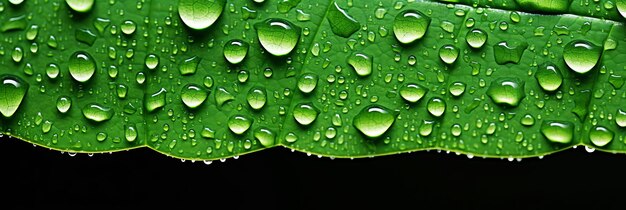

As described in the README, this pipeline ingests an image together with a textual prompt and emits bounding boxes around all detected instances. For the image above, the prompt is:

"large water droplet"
[181,84,208,109]
[347,53,373,77]
[180,56,201,75]
[563,40,601,74]
[297,73,318,94]
[82,103,114,122]
[293,103,318,126]
[465,29,487,49]
[56,96,71,114]
[255,18,300,56]
[589,126,613,147]
[68,51,96,83]
[228,115,252,135]
[493,41,528,65]
[393,9,430,44]
[65,0,94,13]
[145,88,166,112]
[223,39,249,64]
[486,77,526,107]
[540,120,574,144]
[0,75,28,118]
[353,105,397,138]
[399,83,428,103]
[535,62,563,92]
[618,0,626,18]
[439,45,459,64]
[327,1,360,38]
[427,97,446,117]
[254,127,275,147]
[178,0,225,30]
[616,109,626,128]
[449,82,466,97]
[247,87,267,110]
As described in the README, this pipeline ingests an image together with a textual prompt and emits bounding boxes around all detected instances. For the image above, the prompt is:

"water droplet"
[487,77,526,107]
[145,88,166,112]
[563,40,601,74]
[82,103,114,122]
[254,127,275,147]
[616,109,626,128]
[0,75,28,118]
[228,115,252,135]
[125,124,137,142]
[255,18,300,56]
[1,15,27,32]
[178,0,225,30]
[327,1,360,38]
[12,47,23,63]
[465,29,487,49]
[618,0,626,18]
[181,84,208,109]
[393,9,430,44]
[223,39,249,64]
[293,103,318,126]
[297,73,318,94]
[449,82,466,97]
[65,0,94,13]
[246,87,266,110]
[277,0,301,13]
[46,63,60,79]
[589,126,613,147]
[399,83,428,103]
[427,97,446,117]
[540,120,574,144]
[535,62,563,92]
[69,51,96,83]
[438,45,459,64]
[520,114,535,126]
[97,132,107,142]
[145,54,159,70]
[26,25,39,41]
[419,120,434,136]
[353,105,397,138]
[180,56,201,75]
[510,12,521,23]
[493,41,528,65]
[215,87,235,107]
[347,53,373,77]
[121,20,136,35]
[56,96,71,114]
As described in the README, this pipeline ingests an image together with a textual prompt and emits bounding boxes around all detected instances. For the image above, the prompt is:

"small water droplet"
[145,54,159,70]
[465,29,487,49]
[254,127,275,147]
[145,88,166,112]
[297,73,318,94]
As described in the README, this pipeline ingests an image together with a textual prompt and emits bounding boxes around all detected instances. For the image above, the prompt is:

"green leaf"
[0,0,624,160]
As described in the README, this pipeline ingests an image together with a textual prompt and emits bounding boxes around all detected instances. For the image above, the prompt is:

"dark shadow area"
[0,135,624,209]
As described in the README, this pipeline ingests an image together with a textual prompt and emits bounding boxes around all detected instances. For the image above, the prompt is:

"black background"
[1,135,624,209]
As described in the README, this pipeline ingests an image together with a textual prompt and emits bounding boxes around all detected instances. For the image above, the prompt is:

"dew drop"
[540,120,574,144]
[228,115,252,135]
[178,0,225,30]
[65,0,95,13]
[465,29,487,49]
[0,75,29,118]
[353,105,397,138]
[427,97,446,117]
[145,88,166,112]
[82,103,114,122]
[255,18,300,56]
[181,84,208,109]
[399,83,428,103]
[223,39,249,64]
[56,96,72,114]
[393,9,431,44]
[347,53,373,77]
[293,103,318,126]
[254,127,275,147]
[535,62,563,92]
[589,126,613,147]
[297,73,318,94]
[246,87,267,110]
[68,51,96,83]
[438,45,459,64]
[486,77,526,107]
[563,40,601,74]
